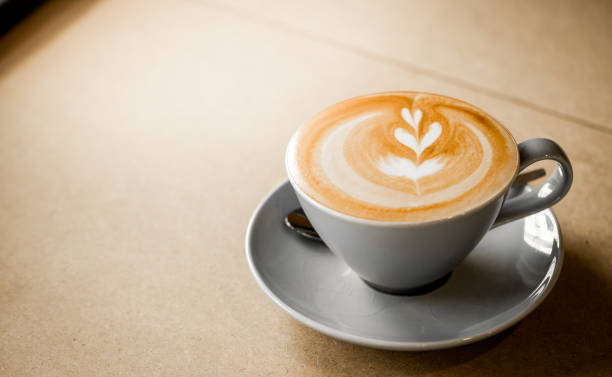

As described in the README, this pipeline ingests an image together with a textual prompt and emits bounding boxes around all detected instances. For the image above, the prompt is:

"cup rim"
[285,90,520,227]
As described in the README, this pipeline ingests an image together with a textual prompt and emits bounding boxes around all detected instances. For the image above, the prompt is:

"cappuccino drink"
[287,92,518,222]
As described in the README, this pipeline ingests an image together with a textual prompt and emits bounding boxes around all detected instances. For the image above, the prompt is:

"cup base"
[361,272,453,296]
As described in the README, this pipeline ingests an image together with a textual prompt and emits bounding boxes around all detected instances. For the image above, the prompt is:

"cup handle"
[492,138,573,228]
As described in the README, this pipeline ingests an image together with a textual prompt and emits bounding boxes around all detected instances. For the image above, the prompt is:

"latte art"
[287,92,518,222]
[377,108,445,186]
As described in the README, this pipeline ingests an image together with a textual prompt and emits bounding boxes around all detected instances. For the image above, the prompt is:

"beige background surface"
[0,0,610,375]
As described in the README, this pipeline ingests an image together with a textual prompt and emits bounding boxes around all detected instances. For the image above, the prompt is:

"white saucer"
[245,181,563,351]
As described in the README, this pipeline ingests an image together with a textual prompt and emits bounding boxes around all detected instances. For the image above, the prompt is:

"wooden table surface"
[1,1,611,375]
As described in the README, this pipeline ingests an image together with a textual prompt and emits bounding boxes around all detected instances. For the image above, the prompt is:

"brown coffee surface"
[286,92,518,222]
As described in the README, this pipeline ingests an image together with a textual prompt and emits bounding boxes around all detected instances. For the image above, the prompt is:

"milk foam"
[287,92,518,222]
[378,108,444,182]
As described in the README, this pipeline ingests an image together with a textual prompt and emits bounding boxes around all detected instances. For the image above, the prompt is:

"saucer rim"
[245,180,564,351]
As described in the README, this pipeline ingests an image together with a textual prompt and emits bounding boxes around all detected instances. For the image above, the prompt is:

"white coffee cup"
[287,115,572,293]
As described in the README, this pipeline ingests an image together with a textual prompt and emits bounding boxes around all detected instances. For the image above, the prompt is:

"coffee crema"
[286,92,519,222]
